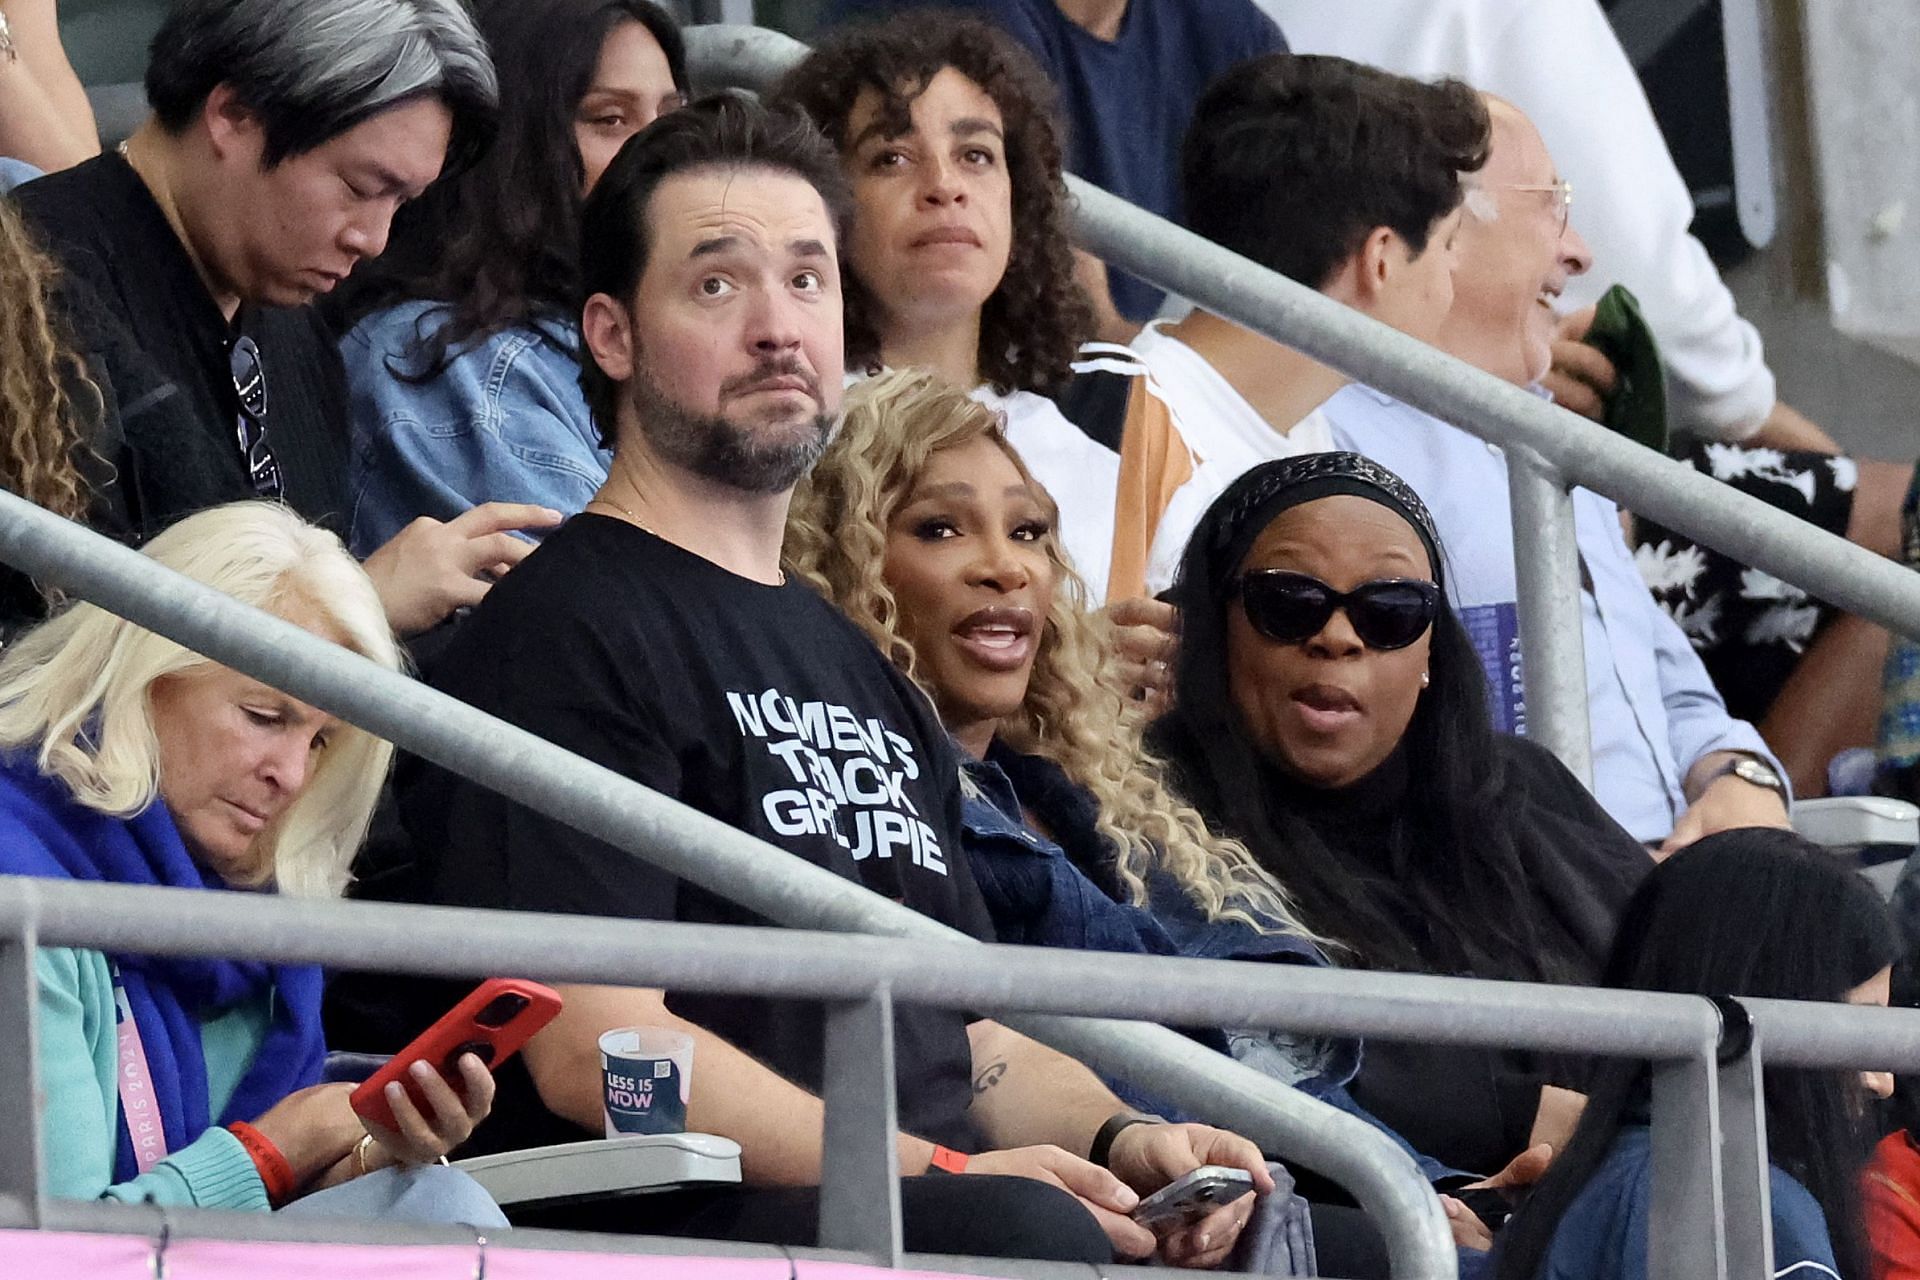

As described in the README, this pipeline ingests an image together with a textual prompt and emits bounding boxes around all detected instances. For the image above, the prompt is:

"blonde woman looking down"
[0,502,501,1224]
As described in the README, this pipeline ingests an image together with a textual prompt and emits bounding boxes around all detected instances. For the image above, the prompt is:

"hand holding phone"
[1130,1164,1257,1231]
[349,978,562,1133]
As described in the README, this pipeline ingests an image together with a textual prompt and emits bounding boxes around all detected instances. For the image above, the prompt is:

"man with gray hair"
[15,0,558,637]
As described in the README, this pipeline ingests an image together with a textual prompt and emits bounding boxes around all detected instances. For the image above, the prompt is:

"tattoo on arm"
[972,1058,1008,1095]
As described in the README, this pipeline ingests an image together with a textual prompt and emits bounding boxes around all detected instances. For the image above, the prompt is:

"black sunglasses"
[229,335,283,500]
[1234,569,1440,651]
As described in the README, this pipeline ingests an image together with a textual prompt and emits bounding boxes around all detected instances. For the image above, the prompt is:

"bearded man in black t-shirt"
[381,95,1272,1265]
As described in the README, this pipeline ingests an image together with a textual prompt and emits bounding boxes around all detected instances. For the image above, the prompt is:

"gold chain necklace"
[585,497,785,586]
[585,495,655,535]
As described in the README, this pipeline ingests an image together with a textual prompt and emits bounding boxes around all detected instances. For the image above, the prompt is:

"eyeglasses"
[1461,178,1574,235]
[229,335,283,500]
[1234,570,1440,651]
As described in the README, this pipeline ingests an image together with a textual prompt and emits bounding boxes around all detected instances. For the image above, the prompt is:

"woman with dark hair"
[1495,828,1898,1280]
[1151,451,1651,1176]
[337,0,686,556]
[770,14,1204,617]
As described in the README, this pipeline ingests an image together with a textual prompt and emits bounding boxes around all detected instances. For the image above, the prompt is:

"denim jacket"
[959,744,1463,1183]
[340,302,612,556]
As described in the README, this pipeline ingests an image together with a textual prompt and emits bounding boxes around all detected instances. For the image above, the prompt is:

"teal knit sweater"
[38,946,271,1208]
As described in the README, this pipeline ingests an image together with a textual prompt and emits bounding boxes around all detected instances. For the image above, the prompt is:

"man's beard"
[628,355,837,495]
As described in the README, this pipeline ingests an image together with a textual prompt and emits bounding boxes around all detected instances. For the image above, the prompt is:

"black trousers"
[517,1173,1114,1264]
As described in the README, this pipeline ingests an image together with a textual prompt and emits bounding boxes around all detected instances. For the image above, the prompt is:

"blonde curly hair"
[0,200,95,525]
[787,368,1310,935]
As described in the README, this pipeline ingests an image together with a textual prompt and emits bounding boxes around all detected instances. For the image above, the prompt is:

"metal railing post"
[818,987,904,1266]
[1715,1025,1775,1278]
[1649,1036,1730,1280]
[0,898,45,1229]
[1506,445,1594,786]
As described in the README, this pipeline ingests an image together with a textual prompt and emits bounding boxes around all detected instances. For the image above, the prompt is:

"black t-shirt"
[385,514,994,1155]
[13,153,350,532]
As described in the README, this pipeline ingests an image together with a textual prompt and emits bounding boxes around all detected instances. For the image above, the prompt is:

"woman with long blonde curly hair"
[0,197,97,524]
[787,371,1488,1248]
[787,366,1302,935]
[0,200,238,631]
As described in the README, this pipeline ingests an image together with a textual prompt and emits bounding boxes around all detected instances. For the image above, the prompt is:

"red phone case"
[349,978,563,1132]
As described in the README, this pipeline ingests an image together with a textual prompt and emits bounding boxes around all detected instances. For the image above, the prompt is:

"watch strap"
[1711,753,1786,799]
[1090,1112,1161,1169]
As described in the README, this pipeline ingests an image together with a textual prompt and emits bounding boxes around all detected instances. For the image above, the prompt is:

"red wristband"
[227,1121,297,1207]
[928,1145,970,1174]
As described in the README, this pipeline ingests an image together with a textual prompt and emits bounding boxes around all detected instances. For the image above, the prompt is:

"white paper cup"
[598,1026,694,1137]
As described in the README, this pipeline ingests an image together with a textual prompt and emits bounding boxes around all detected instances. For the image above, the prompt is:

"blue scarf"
[0,755,325,1182]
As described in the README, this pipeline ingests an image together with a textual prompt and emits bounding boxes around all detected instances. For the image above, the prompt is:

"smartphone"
[349,978,563,1131]
[1130,1165,1256,1230]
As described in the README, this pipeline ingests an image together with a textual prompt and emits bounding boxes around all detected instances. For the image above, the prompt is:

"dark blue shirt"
[1527,1126,1838,1279]
[823,0,1287,320]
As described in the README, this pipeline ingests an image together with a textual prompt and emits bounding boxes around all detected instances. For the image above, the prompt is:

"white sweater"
[1259,0,1776,441]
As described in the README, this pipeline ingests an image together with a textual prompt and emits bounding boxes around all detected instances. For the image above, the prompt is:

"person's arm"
[1547,313,1840,454]
[965,1019,1275,1267]
[0,0,99,172]
[1652,606,1792,854]
[520,982,940,1186]
[360,501,564,636]
[1073,249,1142,346]
[1748,400,1843,455]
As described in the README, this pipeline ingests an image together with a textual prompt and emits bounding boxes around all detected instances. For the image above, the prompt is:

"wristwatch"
[1708,754,1788,803]
[0,11,16,65]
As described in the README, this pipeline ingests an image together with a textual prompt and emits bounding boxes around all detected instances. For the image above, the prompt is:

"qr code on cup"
[654,1061,672,1078]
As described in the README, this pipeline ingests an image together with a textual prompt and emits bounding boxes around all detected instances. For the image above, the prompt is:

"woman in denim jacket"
[335,0,686,556]
[786,371,1523,1270]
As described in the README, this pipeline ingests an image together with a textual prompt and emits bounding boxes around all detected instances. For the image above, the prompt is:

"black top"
[342,515,995,1156]
[1158,727,1647,1174]
[13,153,350,531]
[1281,738,1645,1175]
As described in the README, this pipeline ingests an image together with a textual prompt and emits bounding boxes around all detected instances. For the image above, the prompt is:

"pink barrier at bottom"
[0,1230,1010,1278]
[794,1265,994,1280]
[0,1230,800,1279]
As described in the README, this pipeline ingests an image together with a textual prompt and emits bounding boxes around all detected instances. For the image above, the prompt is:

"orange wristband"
[928,1145,970,1174]
[227,1120,297,1207]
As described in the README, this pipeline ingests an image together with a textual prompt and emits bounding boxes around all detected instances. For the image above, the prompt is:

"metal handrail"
[686,22,1920,783]
[14,877,1920,1072]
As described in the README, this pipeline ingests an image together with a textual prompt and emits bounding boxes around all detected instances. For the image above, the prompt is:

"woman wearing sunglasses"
[1150,452,1650,1180]
[785,375,1549,1270]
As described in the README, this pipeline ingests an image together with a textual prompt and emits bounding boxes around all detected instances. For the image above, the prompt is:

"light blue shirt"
[1323,383,1781,843]
[340,301,611,556]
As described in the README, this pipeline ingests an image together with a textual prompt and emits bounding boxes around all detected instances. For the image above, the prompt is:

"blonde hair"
[787,368,1310,934]
[0,199,95,524]
[0,502,402,898]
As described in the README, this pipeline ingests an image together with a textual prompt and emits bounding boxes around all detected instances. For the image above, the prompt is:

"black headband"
[1205,452,1445,587]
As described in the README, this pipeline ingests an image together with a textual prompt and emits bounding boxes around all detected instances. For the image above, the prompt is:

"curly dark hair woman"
[769,12,1090,397]
[1149,452,1652,1175]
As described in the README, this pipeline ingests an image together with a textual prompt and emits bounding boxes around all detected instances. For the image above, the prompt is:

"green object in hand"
[1581,283,1670,453]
